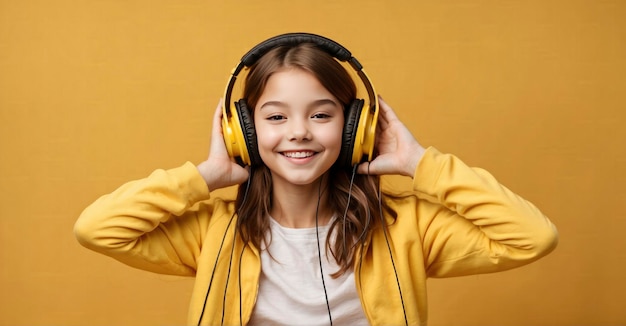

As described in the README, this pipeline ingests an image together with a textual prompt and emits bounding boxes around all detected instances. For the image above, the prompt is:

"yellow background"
[1,1,624,325]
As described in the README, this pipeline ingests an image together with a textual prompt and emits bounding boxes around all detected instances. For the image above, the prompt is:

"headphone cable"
[197,212,235,326]
[237,242,246,325]
[341,164,358,257]
[377,182,408,326]
[220,215,239,325]
[197,176,252,326]
[315,178,333,326]
[224,175,252,325]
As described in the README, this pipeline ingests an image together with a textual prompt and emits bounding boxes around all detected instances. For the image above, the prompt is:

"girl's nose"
[287,119,312,141]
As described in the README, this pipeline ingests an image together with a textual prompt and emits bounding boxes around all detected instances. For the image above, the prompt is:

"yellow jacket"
[75,147,558,325]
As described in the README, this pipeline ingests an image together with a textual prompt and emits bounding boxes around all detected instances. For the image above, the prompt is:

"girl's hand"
[357,96,425,177]
[196,100,250,190]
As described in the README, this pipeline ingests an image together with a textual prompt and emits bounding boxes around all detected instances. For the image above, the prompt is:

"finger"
[356,161,374,175]
[376,99,391,129]
[378,96,399,122]
[377,100,390,126]
[213,98,224,134]
[210,99,229,157]
[377,112,389,130]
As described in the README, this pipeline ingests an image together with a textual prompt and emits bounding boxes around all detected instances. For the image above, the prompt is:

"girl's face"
[254,68,344,187]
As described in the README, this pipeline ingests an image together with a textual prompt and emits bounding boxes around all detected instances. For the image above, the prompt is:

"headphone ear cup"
[339,99,364,167]
[235,99,262,166]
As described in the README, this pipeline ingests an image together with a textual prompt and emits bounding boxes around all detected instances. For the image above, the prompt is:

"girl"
[75,37,558,326]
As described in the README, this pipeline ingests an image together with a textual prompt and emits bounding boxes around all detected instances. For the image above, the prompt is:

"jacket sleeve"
[413,147,559,277]
[74,162,225,276]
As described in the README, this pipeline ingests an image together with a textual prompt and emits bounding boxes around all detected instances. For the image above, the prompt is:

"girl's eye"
[267,115,285,121]
[312,113,331,119]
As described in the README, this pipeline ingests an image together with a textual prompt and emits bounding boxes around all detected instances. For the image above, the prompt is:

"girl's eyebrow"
[259,99,339,111]
[259,100,287,110]
[308,99,339,109]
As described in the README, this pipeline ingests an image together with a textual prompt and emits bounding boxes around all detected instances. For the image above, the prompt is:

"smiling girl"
[75,34,558,326]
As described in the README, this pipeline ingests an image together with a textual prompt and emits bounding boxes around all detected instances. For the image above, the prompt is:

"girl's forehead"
[259,70,336,100]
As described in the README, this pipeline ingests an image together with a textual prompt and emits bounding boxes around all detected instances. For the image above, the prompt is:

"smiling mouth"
[281,151,316,158]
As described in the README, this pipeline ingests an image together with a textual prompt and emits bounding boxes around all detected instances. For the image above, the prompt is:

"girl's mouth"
[281,151,316,158]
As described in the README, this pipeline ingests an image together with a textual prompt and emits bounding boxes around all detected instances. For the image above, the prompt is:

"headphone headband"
[241,33,352,68]
[225,32,376,116]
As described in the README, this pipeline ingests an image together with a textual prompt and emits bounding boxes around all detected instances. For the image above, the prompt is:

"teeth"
[283,151,314,158]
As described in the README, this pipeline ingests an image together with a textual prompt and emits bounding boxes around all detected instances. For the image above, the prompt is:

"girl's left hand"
[356,96,425,177]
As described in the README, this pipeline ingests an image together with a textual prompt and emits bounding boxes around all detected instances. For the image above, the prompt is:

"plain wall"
[1,1,625,325]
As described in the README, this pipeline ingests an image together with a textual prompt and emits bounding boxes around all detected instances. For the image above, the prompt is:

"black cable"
[237,243,246,325]
[220,215,239,325]
[197,212,236,326]
[197,176,252,326]
[223,176,252,325]
[342,164,358,256]
[315,178,333,326]
[355,173,367,320]
[352,164,371,249]
[377,183,408,326]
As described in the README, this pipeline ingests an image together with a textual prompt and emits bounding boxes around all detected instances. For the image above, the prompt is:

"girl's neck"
[270,177,333,229]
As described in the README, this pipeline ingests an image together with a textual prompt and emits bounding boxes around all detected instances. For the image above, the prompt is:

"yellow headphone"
[221,32,379,167]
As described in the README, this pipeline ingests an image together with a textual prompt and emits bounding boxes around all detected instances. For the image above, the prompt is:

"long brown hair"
[235,43,395,277]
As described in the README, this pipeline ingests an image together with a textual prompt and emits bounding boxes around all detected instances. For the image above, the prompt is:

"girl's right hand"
[196,100,250,191]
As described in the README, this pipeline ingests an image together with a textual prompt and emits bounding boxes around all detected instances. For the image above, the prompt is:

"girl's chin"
[270,170,331,188]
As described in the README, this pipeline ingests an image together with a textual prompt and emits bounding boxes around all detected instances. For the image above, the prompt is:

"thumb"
[209,99,230,158]
[356,161,375,175]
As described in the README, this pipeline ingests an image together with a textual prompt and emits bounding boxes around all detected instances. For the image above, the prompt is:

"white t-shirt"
[249,217,368,325]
